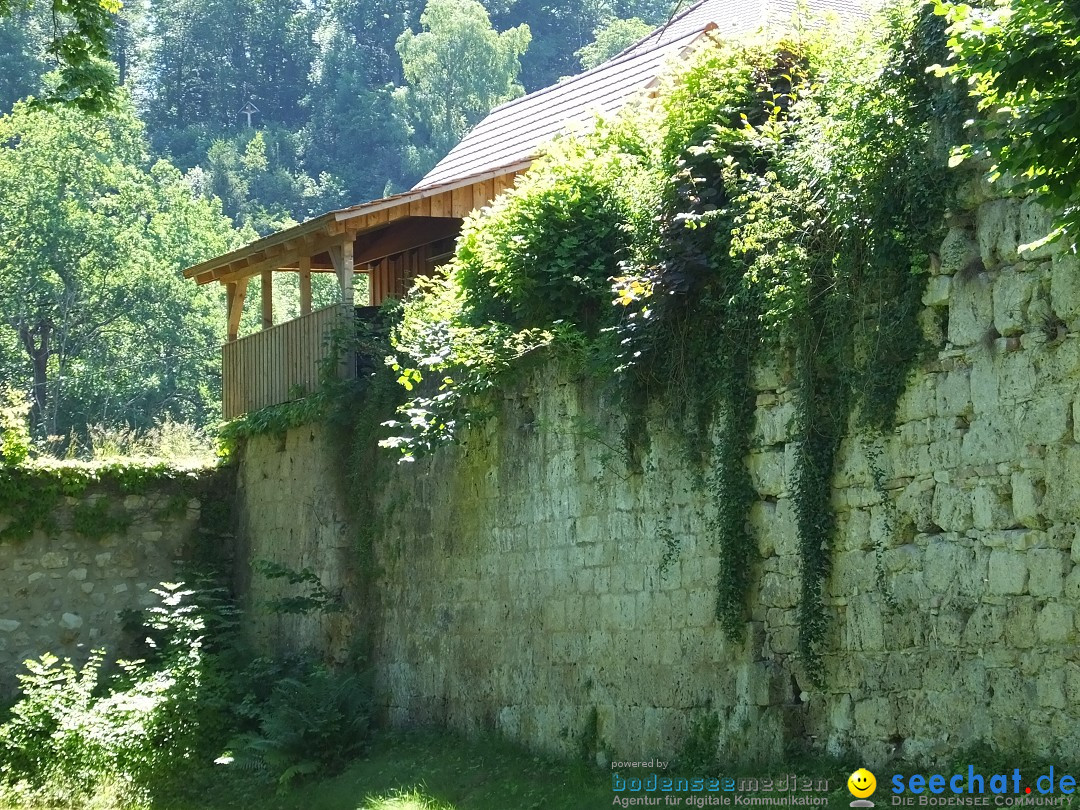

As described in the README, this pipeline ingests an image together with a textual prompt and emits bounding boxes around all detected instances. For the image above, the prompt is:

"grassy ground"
[170,731,613,810]
[9,729,1076,810]
[163,730,859,810]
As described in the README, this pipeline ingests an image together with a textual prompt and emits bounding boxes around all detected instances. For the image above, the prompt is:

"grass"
[162,730,613,810]
[6,728,1078,810]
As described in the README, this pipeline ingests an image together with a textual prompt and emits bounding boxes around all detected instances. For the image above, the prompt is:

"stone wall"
[233,425,362,662]
[0,470,232,698]
[237,185,1080,766]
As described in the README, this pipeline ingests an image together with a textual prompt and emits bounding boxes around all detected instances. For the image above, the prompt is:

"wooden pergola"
[183,165,527,418]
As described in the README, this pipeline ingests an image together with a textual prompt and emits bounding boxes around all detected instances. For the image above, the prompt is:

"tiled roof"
[413,0,872,191]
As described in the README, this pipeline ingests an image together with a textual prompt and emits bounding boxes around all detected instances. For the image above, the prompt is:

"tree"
[395,0,531,166]
[0,96,242,437]
[575,16,653,70]
[0,0,120,111]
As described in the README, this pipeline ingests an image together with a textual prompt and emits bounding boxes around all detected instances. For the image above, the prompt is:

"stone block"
[935,369,972,417]
[1044,445,1080,523]
[1018,197,1058,260]
[40,552,68,569]
[972,484,1014,531]
[948,275,994,347]
[1011,471,1046,529]
[59,613,82,630]
[939,226,981,276]
[1027,549,1066,598]
[988,549,1027,594]
[931,483,973,533]
[992,267,1037,336]
[1050,252,1080,327]
[976,197,1022,269]
[969,355,1000,414]
[1004,597,1037,648]
[746,450,785,498]
[852,696,895,737]
[925,539,976,594]
[1036,602,1074,644]
[0,619,20,633]
[1037,668,1067,710]
[963,604,1006,646]
[923,275,952,308]
[844,595,885,651]
[1015,398,1070,446]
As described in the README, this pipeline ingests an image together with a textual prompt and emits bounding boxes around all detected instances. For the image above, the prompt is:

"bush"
[0,584,212,807]
[0,389,31,466]
[454,124,656,332]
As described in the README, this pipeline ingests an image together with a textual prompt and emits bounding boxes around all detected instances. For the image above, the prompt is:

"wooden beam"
[226,280,246,342]
[354,217,463,266]
[217,231,351,285]
[299,255,312,316]
[261,270,273,330]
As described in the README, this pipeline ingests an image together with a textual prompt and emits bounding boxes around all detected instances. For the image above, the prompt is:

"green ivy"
[371,3,960,681]
[935,0,1080,250]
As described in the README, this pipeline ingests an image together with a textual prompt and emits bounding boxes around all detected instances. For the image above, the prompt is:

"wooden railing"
[222,304,345,419]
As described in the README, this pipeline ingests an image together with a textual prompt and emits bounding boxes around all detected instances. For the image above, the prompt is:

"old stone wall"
[233,425,362,662]
[236,185,1080,766]
[0,470,232,698]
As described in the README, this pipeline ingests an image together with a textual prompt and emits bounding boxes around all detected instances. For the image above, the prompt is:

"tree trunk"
[16,320,52,437]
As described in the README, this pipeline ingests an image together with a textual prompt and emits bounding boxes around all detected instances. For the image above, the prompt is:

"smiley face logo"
[848,768,877,799]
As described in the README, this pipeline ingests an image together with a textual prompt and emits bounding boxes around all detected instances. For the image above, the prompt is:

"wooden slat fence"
[222,304,344,419]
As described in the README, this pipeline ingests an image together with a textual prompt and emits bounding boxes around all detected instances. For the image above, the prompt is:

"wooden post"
[261,269,273,330]
[337,239,354,307]
[299,255,312,316]
[226,280,246,342]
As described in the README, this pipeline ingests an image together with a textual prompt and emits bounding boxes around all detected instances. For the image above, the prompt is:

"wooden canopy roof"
[183,166,526,288]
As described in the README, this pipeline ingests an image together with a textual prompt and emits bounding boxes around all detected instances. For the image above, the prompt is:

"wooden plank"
[430,191,446,218]
[473,178,494,211]
[451,186,471,217]
[365,209,390,230]
[299,255,311,316]
[261,270,273,330]
[494,173,513,197]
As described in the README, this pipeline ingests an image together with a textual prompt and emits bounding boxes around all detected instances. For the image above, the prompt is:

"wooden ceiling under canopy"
[183,165,527,340]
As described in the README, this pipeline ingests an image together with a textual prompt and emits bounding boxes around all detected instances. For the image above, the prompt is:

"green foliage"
[0,584,215,807]
[0,95,243,440]
[388,4,956,679]
[0,388,31,466]
[935,0,1080,250]
[253,560,344,615]
[575,16,654,70]
[221,664,372,790]
[678,711,720,775]
[457,129,654,330]
[395,0,531,164]
[0,0,120,112]
[0,458,210,543]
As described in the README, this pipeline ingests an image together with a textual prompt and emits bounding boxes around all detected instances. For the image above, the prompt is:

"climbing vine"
[323,1,961,679]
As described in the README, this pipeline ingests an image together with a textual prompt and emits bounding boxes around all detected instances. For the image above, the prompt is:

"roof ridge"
[607,0,710,62]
